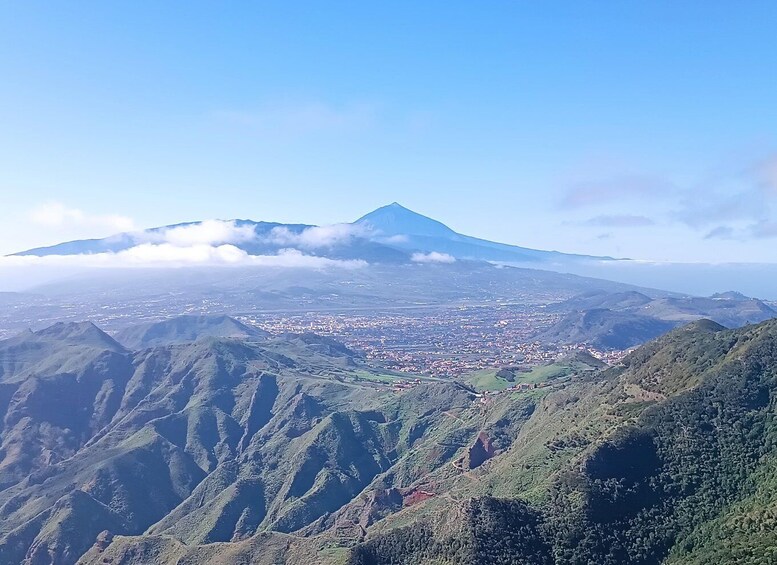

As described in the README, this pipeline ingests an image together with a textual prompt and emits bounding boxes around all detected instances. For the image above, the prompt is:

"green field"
[351,368,440,384]
[461,354,603,392]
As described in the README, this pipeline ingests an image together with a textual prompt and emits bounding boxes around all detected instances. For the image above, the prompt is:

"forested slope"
[348,319,777,564]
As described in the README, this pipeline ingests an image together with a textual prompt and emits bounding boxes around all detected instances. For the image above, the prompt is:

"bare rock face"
[464,431,496,469]
[93,530,113,552]
[358,488,404,528]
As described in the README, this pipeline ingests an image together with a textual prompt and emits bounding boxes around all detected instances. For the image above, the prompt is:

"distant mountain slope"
[542,288,777,348]
[356,202,610,262]
[641,295,777,327]
[355,202,457,238]
[114,314,269,349]
[547,289,654,312]
[14,220,297,257]
[534,308,679,350]
[0,261,668,344]
[12,203,609,265]
[14,219,410,264]
[0,321,125,381]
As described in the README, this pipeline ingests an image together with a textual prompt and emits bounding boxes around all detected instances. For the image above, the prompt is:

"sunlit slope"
[345,319,777,564]
[6,316,777,564]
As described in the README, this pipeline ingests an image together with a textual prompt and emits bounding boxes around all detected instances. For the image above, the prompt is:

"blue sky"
[1,1,776,262]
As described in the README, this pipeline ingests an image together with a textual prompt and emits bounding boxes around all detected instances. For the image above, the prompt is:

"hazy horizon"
[2,200,777,299]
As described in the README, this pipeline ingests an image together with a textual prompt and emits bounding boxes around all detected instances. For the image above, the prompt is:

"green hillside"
[2,317,777,564]
[347,319,777,565]
[461,351,604,392]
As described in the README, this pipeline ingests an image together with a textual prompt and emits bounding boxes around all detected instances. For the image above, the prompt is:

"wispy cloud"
[563,152,777,247]
[578,214,655,228]
[701,220,777,241]
[704,226,736,240]
[411,251,456,264]
[381,234,409,244]
[559,174,674,209]
[139,220,257,246]
[753,154,777,195]
[0,246,366,270]
[673,186,767,229]
[672,152,777,236]
[266,223,369,248]
[8,215,372,270]
[29,201,135,233]
[750,220,777,239]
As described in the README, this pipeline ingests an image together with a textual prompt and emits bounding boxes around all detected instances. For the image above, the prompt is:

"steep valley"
[0,316,776,563]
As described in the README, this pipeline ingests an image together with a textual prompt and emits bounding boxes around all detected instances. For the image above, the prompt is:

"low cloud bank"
[266,223,368,248]
[129,220,370,250]
[0,245,366,270]
[495,258,777,300]
[138,220,258,246]
[1,220,369,291]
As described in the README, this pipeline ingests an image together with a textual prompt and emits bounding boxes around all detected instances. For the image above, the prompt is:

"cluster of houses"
[392,378,422,392]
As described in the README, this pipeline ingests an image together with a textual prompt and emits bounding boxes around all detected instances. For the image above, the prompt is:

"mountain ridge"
[113,315,270,350]
[12,203,610,264]
[2,316,777,563]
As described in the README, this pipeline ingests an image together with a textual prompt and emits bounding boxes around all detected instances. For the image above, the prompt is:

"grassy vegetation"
[351,368,440,384]
[9,317,777,565]
[462,355,601,392]
[349,319,777,565]
[463,369,514,391]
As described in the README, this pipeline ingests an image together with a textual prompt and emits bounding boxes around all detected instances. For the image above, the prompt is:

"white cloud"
[267,223,368,248]
[251,249,366,269]
[139,220,257,246]
[559,175,674,209]
[704,226,737,240]
[381,234,410,244]
[750,220,777,239]
[0,245,366,270]
[667,153,777,235]
[118,243,248,264]
[754,154,777,195]
[2,216,368,287]
[29,201,135,232]
[411,251,456,264]
[578,215,655,228]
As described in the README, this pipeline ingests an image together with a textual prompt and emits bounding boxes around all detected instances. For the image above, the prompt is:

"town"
[0,294,626,379]
[240,303,623,378]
